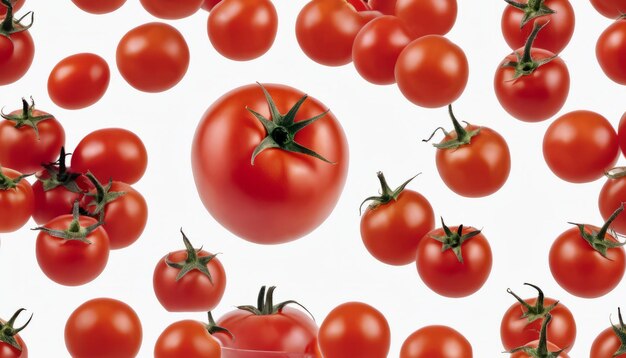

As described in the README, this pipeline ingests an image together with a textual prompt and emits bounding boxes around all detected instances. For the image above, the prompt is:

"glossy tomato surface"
[369,0,396,14]
[590,0,626,18]
[140,0,203,19]
[48,53,110,110]
[619,112,626,157]
[597,19,626,85]
[599,175,626,235]
[71,0,126,14]
[591,326,626,358]
[201,0,221,11]
[0,313,29,358]
[0,168,33,233]
[395,0,457,38]
[0,30,33,86]
[154,320,221,358]
[400,325,472,358]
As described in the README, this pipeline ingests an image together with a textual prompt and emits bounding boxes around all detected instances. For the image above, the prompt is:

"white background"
[0,0,623,357]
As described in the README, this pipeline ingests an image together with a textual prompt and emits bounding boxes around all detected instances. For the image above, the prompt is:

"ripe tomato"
[501,0,575,54]
[590,0,626,18]
[319,301,390,358]
[369,0,395,14]
[296,0,381,66]
[0,309,31,358]
[208,0,278,61]
[47,53,110,110]
[597,18,626,85]
[395,0,457,39]
[348,0,371,11]
[155,313,230,358]
[141,0,203,19]
[400,325,472,358]
[0,2,34,85]
[360,172,434,266]
[395,36,468,108]
[71,0,126,14]
[0,167,33,233]
[501,284,576,352]
[591,308,626,358]
[494,22,569,122]
[153,230,226,312]
[427,105,511,197]
[352,16,413,85]
[543,110,619,183]
[71,128,148,185]
[201,0,221,11]
[0,35,13,64]
[216,286,318,353]
[509,314,569,357]
[191,83,348,244]
[65,298,142,358]
[598,170,626,235]
[0,99,65,174]
[0,0,23,16]
[116,22,189,93]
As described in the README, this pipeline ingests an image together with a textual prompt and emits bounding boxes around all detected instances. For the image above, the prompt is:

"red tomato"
[201,0,221,11]
[395,35,468,108]
[400,325,472,358]
[0,2,34,85]
[318,301,390,358]
[0,167,33,233]
[369,0,396,14]
[0,309,31,358]
[208,0,278,61]
[71,128,148,185]
[543,110,619,183]
[352,16,413,85]
[494,22,569,122]
[501,284,576,352]
[620,113,626,157]
[65,298,142,358]
[590,0,626,18]
[153,230,226,312]
[71,0,126,14]
[116,22,189,93]
[395,0,457,38]
[47,53,110,110]
[348,0,371,11]
[501,0,575,54]
[155,313,230,358]
[296,0,381,66]
[0,0,23,16]
[597,18,626,85]
[598,170,626,235]
[0,36,13,64]
[141,0,203,19]
[360,172,434,266]
[0,99,65,174]
[591,308,626,358]
[216,286,318,353]
[191,83,348,244]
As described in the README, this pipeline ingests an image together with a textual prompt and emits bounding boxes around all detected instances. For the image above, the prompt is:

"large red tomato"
[71,0,126,14]
[154,313,229,358]
[395,0,457,39]
[0,309,31,358]
[47,53,110,110]
[0,167,33,233]
[597,18,626,85]
[591,308,626,358]
[590,0,626,18]
[140,0,203,19]
[400,325,472,357]
[191,83,348,244]
[153,230,226,312]
[509,314,570,357]
[0,1,34,85]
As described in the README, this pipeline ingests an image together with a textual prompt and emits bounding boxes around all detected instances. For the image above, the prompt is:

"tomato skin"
[590,0,626,19]
[141,0,203,19]
[32,172,91,225]
[191,84,348,244]
[347,0,371,11]
[369,0,396,14]
[395,0,457,39]
[395,35,468,108]
[116,22,189,93]
[47,53,110,110]
[0,317,28,358]
[599,176,626,235]
[597,19,626,85]
[619,113,626,157]
[154,320,221,358]
[0,30,33,86]
[71,128,148,185]
[591,326,626,358]
[352,16,413,85]
[509,340,569,357]
[71,0,126,14]
[0,168,33,233]
[400,325,472,358]
[0,36,14,64]
[501,0,574,54]
[65,298,143,358]
[201,0,221,11]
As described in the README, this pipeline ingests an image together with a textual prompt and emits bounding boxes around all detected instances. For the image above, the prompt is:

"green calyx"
[0,308,32,352]
[610,307,626,356]
[248,83,333,165]
[237,286,314,319]
[569,204,626,258]
[502,21,556,80]
[37,147,84,193]
[33,201,102,244]
[506,314,566,357]
[430,218,482,263]
[165,229,220,282]
[423,105,481,150]
[504,0,556,28]
[606,167,626,180]
[82,172,125,216]
[205,311,233,339]
[1,98,52,139]
[359,171,419,215]
[0,166,30,190]
[0,0,33,36]
[507,283,559,323]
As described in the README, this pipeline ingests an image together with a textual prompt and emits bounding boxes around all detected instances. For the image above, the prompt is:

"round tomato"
[400,325,472,358]
[47,53,110,110]
[65,298,142,358]
[352,16,413,85]
[201,0,221,11]
[395,0,457,39]
[71,0,126,14]
[71,128,148,185]
[501,0,575,54]
[216,286,318,353]
[0,98,65,174]
[543,110,619,183]
[369,0,396,14]
[0,308,31,358]
[153,230,226,312]
[191,83,348,244]
[590,0,626,18]
[501,284,576,352]
[0,0,23,16]
[619,113,626,157]
[141,0,203,19]
[591,308,626,358]
[116,22,189,93]
[154,313,230,358]
[0,1,34,85]
[319,301,390,358]
[208,0,278,61]
[598,170,626,235]
[494,22,569,122]
[360,172,434,266]
[395,35,468,108]
[0,167,33,233]
[597,18,626,85]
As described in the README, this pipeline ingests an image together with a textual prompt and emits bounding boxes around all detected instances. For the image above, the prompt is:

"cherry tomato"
[400,325,472,358]
[509,314,569,357]
[501,284,576,353]
[395,35,468,108]
[0,1,34,85]
[543,110,619,183]
[0,36,14,64]
[0,309,31,358]
[191,83,348,244]
[71,0,126,14]
[369,0,395,14]
[141,0,203,19]
[155,313,230,358]
[0,98,65,174]
[352,16,413,85]
[65,298,142,358]
[0,0,23,16]
[153,230,226,312]
[590,0,626,19]
[116,22,189,93]
[360,172,434,266]
[71,128,148,185]
[0,167,33,233]
[201,0,221,11]
[597,18,626,85]
[598,169,626,235]
[619,113,626,157]
[395,0,457,39]
[591,308,626,358]
[47,53,110,110]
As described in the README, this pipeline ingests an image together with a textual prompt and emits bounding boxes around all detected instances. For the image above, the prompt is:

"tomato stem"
[610,307,626,356]
[0,308,32,352]
[237,286,315,320]
[0,166,30,190]
[359,172,419,214]
[605,167,626,179]
[37,147,84,193]
[568,204,626,258]
[506,283,558,323]
[507,314,566,356]
[82,173,126,216]
[429,218,482,263]
[205,311,233,339]
[501,21,556,80]
[423,105,481,150]
[165,229,219,282]
[503,0,555,28]
[32,201,102,243]
[0,0,33,36]
[1,97,54,140]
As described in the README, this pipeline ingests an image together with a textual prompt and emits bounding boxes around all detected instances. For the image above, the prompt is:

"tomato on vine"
[591,308,626,358]
[0,308,31,358]
[0,0,34,85]
[508,314,569,357]
[154,312,231,358]
[0,166,33,233]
